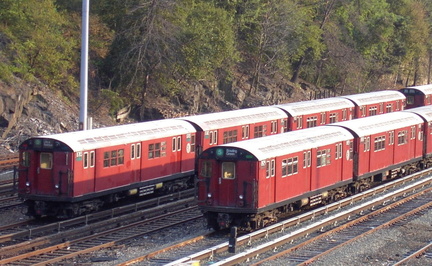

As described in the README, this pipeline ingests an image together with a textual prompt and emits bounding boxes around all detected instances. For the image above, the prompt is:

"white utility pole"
[79,0,89,130]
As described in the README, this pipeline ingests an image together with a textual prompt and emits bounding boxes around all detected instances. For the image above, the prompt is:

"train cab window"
[190,135,196,152]
[222,162,235,179]
[40,153,53,169]
[200,161,212,177]
[21,151,30,167]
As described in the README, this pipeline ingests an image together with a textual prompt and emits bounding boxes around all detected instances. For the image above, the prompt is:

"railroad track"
[0,154,18,171]
[136,169,432,265]
[0,189,197,265]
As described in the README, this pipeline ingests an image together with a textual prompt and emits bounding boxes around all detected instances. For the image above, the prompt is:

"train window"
[317,149,329,167]
[368,107,377,116]
[282,119,288,132]
[111,150,118,166]
[21,151,30,167]
[90,151,95,167]
[104,152,110,167]
[398,131,408,145]
[190,135,196,152]
[386,104,392,113]
[200,161,212,177]
[40,153,53,169]
[223,130,238,144]
[118,149,124,165]
[84,152,89,168]
[329,113,337,123]
[306,116,317,128]
[396,101,400,111]
[379,103,384,114]
[271,121,277,133]
[320,113,326,125]
[222,162,235,179]
[282,157,298,177]
[131,144,135,159]
[254,126,264,138]
[303,151,311,168]
[374,136,386,151]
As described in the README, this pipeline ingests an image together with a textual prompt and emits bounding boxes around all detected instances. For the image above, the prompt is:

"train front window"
[40,153,53,169]
[222,162,235,179]
[200,161,212,177]
[21,151,30,167]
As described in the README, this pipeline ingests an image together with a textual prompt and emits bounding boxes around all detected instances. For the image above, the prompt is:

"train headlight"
[207,193,212,198]
[55,184,59,189]
[26,182,30,187]
[239,195,244,200]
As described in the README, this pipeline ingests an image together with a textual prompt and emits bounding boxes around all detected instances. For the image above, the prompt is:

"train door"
[33,151,55,195]
[79,150,95,195]
[217,161,237,206]
[172,136,182,173]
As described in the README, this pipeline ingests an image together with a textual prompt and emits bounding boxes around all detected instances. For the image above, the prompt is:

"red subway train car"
[399,84,432,109]
[197,111,427,230]
[18,119,197,218]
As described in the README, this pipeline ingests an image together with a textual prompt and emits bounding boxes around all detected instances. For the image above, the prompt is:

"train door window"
[427,96,431,105]
[396,101,400,111]
[364,137,371,151]
[177,136,181,151]
[200,161,212,177]
[271,121,277,134]
[131,144,135,159]
[342,109,347,121]
[271,159,275,177]
[335,143,342,159]
[374,136,386,151]
[303,151,311,168]
[84,152,89,168]
[172,137,177,152]
[297,116,303,129]
[389,132,394,145]
[386,104,392,113]
[265,160,275,178]
[190,135,196,152]
[320,113,326,125]
[136,143,141,158]
[21,151,30,167]
[222,162,235,179]
[209,130,218,145]
[411,126,416,140]
[40,153,53,169]
[282,119,288,132]
[90,151,95,167]
[242,125,250,139]
[360,106,366,117]
[379,103,384,114]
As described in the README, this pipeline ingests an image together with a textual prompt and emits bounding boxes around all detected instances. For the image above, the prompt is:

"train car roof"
[179,106,287,131]
[209,126,353,161]
[27,119,196,152]
[275,97,354,116]
[340,90,405,105]
[401,84,432,95]
[330,111,423,137]
[402,106,432,122]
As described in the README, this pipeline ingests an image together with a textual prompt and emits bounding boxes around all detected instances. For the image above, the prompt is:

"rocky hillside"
[0,74,318,155]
